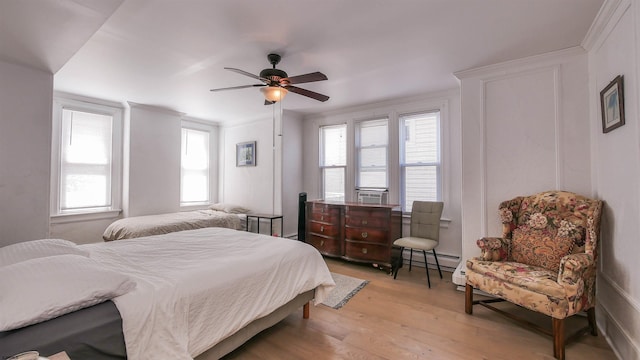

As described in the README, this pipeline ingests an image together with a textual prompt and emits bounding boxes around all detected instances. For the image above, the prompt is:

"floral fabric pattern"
[466,190,603,320]
[510,227,574,272]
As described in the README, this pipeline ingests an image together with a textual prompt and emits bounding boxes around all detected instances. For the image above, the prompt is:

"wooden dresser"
[306,200,402,268]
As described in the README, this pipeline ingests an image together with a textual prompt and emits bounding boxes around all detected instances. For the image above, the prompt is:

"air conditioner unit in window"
[356,190,388,205]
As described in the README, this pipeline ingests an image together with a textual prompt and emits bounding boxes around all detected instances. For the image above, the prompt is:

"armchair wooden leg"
[465,283,473,314]
[587,307,597,336]
[303,303,309,319]
[553,318,565,360]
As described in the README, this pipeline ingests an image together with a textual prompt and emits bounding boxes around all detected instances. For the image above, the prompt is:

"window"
[400,111,441,212]
[320,124,347,201]
[181,127,210,205]
[356,118,388,189]
[51,96,123,216]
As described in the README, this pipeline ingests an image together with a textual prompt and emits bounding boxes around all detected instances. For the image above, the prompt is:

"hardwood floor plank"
[224,258,617,359]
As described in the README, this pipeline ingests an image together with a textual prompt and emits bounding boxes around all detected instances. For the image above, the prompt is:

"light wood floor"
[224,258,617,359]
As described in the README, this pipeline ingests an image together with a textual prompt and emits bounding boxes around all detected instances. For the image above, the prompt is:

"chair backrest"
[498,191,603,269]
[410,201,444,241]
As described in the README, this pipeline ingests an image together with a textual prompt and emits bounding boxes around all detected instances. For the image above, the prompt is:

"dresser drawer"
[345,207,390,219]
[307,235,342,257]
[344,240,390,263]
[344,215,389,228]
[344,227,389,244]
[310,203,339,215]
[309,211,340,224]
[309,221,340,237]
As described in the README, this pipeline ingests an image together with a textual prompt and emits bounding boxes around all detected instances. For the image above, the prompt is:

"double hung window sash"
[357,119,388,189]
[59,109,113,211]
[400,111,441,213]
[320,124,347,202]
[181,128,210,204]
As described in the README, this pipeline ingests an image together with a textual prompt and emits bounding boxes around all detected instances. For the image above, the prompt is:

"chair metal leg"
[422,250,431,288]
[409,248,413,271]
[433,249,443,279]
[393,247,404,279]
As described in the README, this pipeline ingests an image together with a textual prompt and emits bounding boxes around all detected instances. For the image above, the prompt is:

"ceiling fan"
[210,53,329,105]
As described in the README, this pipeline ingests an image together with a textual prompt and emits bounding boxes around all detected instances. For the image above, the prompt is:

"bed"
[102,205,249,241]
[0,228,335,360]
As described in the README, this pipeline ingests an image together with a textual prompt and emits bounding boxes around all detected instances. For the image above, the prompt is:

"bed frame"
[196,290,313,359]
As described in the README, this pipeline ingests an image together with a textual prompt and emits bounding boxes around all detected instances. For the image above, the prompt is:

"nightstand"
[246,214,283,236]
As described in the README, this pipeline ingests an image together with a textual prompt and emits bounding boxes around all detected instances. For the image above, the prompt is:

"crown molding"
[454,46,585,80]
[582,0,629,51]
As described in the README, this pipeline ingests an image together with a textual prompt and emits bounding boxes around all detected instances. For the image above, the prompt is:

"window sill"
[180,203,212,211]
[50,209,122,224]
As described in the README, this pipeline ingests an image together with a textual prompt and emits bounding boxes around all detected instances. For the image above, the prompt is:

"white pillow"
[208,203,251,214]
[0,254,136,331]
[0,238,89,267]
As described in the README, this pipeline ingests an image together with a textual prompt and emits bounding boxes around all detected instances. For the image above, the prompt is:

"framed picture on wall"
[600,75,625,133]
[236,141,256,167]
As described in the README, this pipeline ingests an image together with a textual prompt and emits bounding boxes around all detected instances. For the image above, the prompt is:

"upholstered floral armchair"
[464,191,603,360]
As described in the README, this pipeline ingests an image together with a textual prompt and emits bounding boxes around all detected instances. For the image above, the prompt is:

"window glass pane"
[60,109,113,210]
[404,166,438,212]
[360,147,386,168]
[181,128,210,203]
[323,168,345,202]
[358,119,388,189]
[360,120,388,147]
[360,171,387,188]
[321,125,346,166]
[403,112,439,164]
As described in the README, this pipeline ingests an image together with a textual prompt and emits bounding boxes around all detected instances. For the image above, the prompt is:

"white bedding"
[82,227,335,360]
[102,209,243,241]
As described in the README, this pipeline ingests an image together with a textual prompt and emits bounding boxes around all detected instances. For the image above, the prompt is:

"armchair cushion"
[510,227,574,273]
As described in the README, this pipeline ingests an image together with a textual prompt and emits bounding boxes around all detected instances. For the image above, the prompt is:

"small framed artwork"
[236,141,256,167]
[600,75,625,133]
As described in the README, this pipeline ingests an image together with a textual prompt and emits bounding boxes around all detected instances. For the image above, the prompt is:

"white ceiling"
[3,0,604,123]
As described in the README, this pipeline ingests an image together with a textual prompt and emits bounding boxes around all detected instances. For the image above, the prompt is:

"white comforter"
[82,227,335,360]
[102,210,243,241]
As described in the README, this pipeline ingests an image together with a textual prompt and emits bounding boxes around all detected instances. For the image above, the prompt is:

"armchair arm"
[558,253,595,286]
[476,237,509,261]
[558,253,597,313]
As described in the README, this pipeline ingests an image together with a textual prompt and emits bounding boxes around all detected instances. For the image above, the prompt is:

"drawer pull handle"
[362,220,368,225]
[362,248,368,254]
[362,232,368,238]
[320,240,325,246]
[321,216,324,221]
[320,226,324,232]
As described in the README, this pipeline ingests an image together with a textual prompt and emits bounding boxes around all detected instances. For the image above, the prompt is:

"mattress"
[82,227,335,359]
[102,209,244,241]
[0,301,126,360]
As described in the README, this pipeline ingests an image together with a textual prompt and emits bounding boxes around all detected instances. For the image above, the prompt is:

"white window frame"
[50,94,123,222]
[355,118,389,190]
[319,124,347,202]
[180,121,213,207]
[399,110,442,213]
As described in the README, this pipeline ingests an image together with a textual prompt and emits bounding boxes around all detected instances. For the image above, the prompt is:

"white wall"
[281,110,304,237]
[0,60,52,246]
[220,117,279,220]
[455,47,592,276]
[585,1,640,358]
[125,103,182,217]
[302,91,463,269]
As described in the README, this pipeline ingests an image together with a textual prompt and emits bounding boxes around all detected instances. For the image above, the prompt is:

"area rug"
[321,272,369,309]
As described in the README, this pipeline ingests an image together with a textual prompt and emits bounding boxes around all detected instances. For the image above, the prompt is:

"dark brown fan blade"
[281,72,327,85]
[264,100,275,106]
[285,85,330,102]
[224,67,269,82]
[210,84,265,92]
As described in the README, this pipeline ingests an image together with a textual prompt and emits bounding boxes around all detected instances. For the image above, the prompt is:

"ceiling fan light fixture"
[261,86,288,102]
